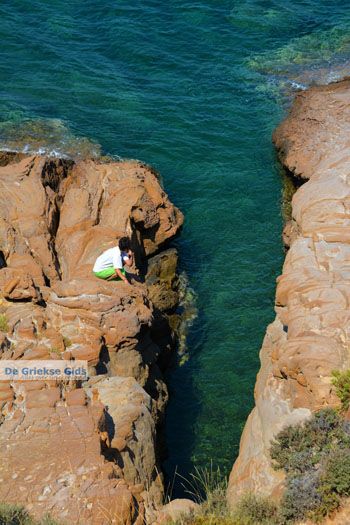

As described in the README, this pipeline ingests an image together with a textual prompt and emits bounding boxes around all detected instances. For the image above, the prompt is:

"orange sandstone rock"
[0,153,183,524]
[228,79,350,507]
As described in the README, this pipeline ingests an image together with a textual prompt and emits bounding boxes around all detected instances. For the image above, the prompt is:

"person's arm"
[123,250,134,268]
[115,267,130,284]
[110,247,130,284]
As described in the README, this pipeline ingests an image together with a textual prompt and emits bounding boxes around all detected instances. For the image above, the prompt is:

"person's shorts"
[93,267,126,280]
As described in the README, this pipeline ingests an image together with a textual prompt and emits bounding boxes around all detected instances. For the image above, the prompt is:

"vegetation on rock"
[168,491,277,525]
[167,465,278,524]
[0,503,59,525]
[270,408,350,522]
[0,314,8,332]
[332,369,350,411]
[62,337,72,348]
[170,409,350,524]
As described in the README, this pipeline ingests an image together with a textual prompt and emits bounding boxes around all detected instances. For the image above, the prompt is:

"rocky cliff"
[227,79,350,505]
[0,153,183,524]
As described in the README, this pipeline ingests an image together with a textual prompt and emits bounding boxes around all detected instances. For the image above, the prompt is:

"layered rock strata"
[0,153,183,524]
[227,79,350,505]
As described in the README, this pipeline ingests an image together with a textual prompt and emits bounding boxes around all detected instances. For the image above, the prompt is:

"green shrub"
[307,490,340,523]
[0,504,60,525]
[231,493,278,525]
[318,448,350,498]
[167,464,278,525]
[0,503,31,525]
[270,408,349,475]
[179,464,228,517]
[179,516,234,525]
[168,492,277,525]
[270,408,350,522]
[62,337,72,348]
[332,369,350,411]
[167,421,350,525]
[279,471,322,523]
[270,423,317,474]
[38,518,60,525]
[0,314,8,333]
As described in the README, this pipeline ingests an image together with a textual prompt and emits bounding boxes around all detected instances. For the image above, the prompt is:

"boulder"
[145,249,180,313]
[154,498,199,524]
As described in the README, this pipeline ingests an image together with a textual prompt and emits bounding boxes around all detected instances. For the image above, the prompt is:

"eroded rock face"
[227,79,350,506]
[0,154,183,524]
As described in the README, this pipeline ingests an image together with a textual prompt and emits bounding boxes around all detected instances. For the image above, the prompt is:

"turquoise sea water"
[1,0,350,494]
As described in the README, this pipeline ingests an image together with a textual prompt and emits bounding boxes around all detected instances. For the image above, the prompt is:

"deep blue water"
[1,0,349,494]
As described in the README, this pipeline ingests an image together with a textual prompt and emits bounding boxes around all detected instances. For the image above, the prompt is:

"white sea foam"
[287,80,307,91]
[0,117,102,160]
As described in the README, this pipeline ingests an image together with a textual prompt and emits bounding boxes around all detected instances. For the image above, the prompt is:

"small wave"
[287,80,307,91]
[0,117,101,160]
[248,23,350,102]
[248,26,350,76]
[253,60,350,105]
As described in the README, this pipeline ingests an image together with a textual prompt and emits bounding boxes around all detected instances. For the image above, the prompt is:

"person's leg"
[93,267,126,280]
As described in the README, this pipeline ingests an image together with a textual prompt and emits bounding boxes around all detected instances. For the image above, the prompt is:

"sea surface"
[1,0,349,495]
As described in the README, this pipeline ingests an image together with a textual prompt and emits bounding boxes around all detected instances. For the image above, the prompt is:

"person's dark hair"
[118,236,131,252]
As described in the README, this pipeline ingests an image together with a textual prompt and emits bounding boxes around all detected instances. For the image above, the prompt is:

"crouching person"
[93,236,133,285]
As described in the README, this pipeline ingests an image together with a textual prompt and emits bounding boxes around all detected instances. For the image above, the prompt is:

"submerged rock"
[0,153,183,524]
[227,79,350,506]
